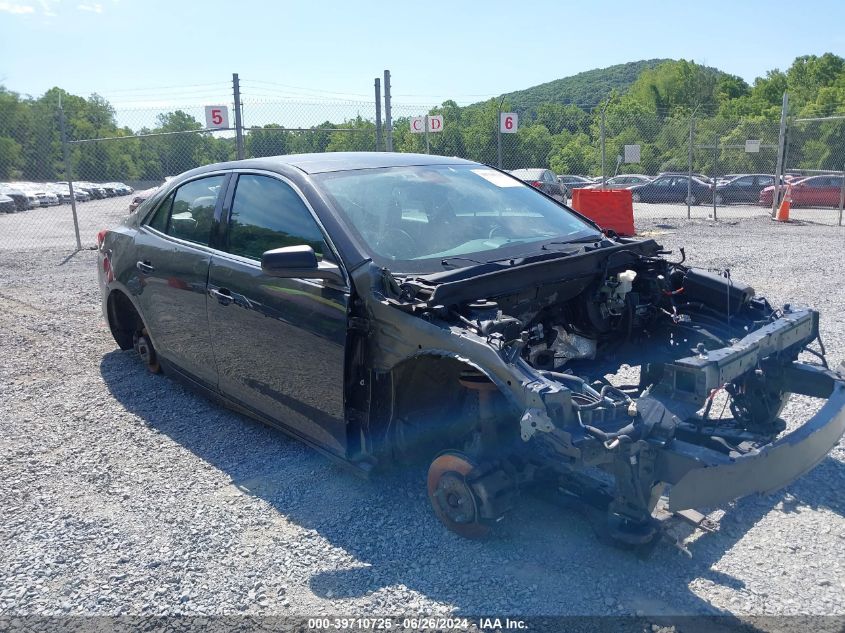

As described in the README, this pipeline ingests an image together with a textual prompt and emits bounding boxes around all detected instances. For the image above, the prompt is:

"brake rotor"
[133,328,161,374]
[427,451,490,539]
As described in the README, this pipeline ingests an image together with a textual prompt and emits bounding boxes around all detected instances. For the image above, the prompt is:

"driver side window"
[226,174,327,261]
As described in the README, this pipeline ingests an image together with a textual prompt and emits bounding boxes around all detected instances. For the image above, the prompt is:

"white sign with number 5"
[500,112,518,133]
[204,105,230,130]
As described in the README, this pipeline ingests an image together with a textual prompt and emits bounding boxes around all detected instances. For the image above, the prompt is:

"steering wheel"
[377,228,417,259]
[488,225,508,239]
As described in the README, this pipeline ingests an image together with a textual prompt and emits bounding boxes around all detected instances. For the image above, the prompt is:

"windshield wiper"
[541,236,605,250]
[440,256,487,268]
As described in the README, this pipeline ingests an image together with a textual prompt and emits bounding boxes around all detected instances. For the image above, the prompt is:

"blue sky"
[1,0,844,115]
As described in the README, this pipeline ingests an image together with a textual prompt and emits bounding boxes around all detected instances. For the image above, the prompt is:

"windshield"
[313,164,599,273]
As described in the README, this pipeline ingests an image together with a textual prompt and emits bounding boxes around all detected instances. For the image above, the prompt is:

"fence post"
[58,98,82,252]
[600,105,607,188]
[687,114,694,219]
[424,114,430,154]
[839,163,845,226]
[712,139,718,221]
[374,78,383,152]
[496,96,505,169]
[233,73,245,160]
[383,70,393,152]
[771,91,789,218]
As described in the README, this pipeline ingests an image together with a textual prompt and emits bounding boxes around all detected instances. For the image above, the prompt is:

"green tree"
[246,123,289,157]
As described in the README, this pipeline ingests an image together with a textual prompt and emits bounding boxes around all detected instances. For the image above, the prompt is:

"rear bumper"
[662,361,845,511]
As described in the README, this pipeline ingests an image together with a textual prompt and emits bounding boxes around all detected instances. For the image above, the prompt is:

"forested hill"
[494,59,672,111]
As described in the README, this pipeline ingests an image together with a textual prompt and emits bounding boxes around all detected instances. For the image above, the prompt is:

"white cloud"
[0,2,36,14]
[37,0,57,16]
[76,2,102,12]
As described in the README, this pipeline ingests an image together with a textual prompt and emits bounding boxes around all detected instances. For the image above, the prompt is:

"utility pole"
[233,73,245,160]
[374,78,383,152]
[383,70,393,152]
[58,95,82,251]
[771,91,789,218]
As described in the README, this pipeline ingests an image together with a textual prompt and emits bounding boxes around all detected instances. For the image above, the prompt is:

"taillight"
[97,229,107,248]
[529,180,542,188]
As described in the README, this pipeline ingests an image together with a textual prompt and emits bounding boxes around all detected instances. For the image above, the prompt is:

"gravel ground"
[1,210,844,623]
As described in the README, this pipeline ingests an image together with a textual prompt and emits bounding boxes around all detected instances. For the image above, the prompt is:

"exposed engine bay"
[355,236,845,547]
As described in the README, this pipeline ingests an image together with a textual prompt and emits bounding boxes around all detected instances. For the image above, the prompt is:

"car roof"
[510,168,545,176]
[185,152,477,177]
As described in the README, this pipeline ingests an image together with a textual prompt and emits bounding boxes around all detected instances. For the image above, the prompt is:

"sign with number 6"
[204,105,230,130]
[500,112,518,133]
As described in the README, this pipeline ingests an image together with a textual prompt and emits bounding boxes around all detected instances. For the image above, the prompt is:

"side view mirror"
[261,245,345,286]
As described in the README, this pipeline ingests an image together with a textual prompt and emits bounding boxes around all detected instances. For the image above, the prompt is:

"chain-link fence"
[1,85,843,253]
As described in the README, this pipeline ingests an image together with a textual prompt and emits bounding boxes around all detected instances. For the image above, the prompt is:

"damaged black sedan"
[98,153,845,546]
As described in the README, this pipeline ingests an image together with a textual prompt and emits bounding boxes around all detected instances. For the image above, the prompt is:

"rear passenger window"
[168,177,225,245]
[143,176,225,246]
[227,174,327,261]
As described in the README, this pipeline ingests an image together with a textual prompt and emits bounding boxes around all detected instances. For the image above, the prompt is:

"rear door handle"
[136,260,154,274]
[209,287,233,306]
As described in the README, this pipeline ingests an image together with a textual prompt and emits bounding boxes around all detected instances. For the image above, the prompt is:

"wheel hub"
[433,472,477,525]
[132,329,161,373]
[427,451,490,538]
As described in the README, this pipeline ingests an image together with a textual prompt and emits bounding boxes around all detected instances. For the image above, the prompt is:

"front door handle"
[136,260,154,274]
[209,287,233,306]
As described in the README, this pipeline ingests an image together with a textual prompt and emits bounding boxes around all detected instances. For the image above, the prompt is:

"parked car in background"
[759,174,845,207]
[660,172,714,185]
[510,168,567,202]
[0,184,31,211]
[129,186,160,212]
[583,174,652,190]
[50,183,92,203]
[18,184,60,207]
[556,174,595,196]
[713,174,779,205]
[74,182,108,199]
[629,174,712,205]
[0,193,18,213]
[104,182,134,196]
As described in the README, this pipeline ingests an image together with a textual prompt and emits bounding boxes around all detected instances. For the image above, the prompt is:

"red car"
[759,174,844,207]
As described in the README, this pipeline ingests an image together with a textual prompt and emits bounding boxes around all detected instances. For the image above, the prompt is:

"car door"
[799,177,824,206]
[132,174,227,388]
[206,172,349,456]
[823,176,843,206]
[649,176,673,202]
[730,175,756,203]
[755,175,774,203]
[543,170,564,201]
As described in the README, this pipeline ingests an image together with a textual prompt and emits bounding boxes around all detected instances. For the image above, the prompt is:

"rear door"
[207,172,350,455]
[755,175,774,202]
[542,170,564,201]
[133,174,227,387]
[731,175,756,203]
[649,176,672,202]
[801,176,827,206]
[823,176,843,206]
